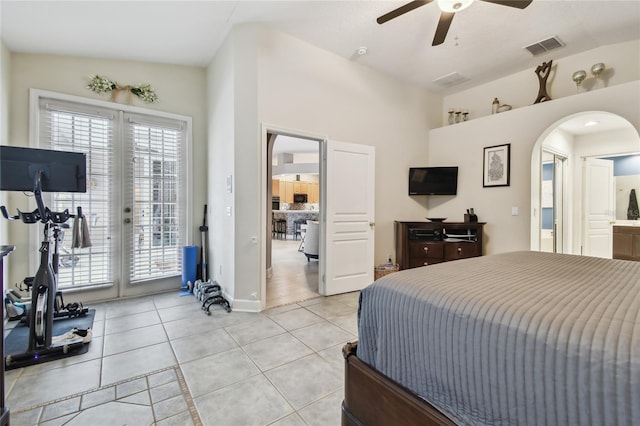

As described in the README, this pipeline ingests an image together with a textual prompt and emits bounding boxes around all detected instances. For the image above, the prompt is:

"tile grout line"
[9,365,177,415]
[174,364,203,426]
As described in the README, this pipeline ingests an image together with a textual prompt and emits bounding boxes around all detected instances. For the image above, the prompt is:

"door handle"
[124,207,132,213]
[369,222,375,229]
[124,218,131,224]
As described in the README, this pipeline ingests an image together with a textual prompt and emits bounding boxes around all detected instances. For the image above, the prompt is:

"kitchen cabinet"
[308,182,319,203]
[293,182,306,194]
[272,180,319,204]
[613,225,640,262]
[283,181,294,203]
[395,221,485,270]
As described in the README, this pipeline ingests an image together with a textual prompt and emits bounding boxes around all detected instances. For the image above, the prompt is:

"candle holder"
[462,109,469,121]
[447,109,455,125]
[454,110,461,124]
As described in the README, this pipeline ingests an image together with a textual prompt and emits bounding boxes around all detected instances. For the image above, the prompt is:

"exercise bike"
[1,158,90,368]
[5,225,88,324]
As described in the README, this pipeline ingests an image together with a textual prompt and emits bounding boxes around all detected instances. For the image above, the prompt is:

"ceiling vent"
[524,36,564,56]
[432,72,470,88]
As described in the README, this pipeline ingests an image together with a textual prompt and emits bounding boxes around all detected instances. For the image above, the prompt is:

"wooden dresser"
[395,221,485,270]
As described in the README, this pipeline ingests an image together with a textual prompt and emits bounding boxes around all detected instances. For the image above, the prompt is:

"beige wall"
[5,53,207,298]
[443,40,640,125]
[206,24,442,310]
[428,81,640,255]
[207,28,237,303]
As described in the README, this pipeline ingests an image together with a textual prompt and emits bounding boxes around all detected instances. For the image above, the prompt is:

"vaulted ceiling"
[2,1,639,95]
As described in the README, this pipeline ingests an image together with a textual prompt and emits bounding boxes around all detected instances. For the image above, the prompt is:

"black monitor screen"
[0,146,87,193]
[409,166,458,195]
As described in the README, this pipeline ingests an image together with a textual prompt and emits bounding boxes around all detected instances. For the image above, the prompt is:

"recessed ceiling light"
[356,47,368,56]
[584,120,600,127]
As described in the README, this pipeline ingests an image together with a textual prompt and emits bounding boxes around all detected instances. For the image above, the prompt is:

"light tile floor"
[4,290,359,425]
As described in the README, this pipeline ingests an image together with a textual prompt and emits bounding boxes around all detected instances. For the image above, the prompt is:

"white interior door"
[320,140,375,296]
[583,157,614,258]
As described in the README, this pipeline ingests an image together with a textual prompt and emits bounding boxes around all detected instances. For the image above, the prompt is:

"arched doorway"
[530,111,640,256]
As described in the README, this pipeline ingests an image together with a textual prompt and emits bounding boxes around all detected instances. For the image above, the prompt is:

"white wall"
[5,53,207,300]
[206,24,442,309]
[0,41,11,289]
[443,40,640,125]
[207,30,237,303]
[428,81,640,255]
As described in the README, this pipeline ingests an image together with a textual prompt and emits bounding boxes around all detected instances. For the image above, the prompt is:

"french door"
[35,93,190,297]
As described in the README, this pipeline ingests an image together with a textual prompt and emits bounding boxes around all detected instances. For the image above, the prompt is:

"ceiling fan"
[377,0,533,46]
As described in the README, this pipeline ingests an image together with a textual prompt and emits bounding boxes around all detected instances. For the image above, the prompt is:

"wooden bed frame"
[341,342,456,426]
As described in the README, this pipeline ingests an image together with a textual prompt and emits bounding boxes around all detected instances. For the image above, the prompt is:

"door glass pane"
[129,123,182,282]
[45,108,113,289]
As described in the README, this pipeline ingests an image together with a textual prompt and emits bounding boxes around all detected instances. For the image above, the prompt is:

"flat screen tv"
[0,146,87,193]
[408,166,458,195]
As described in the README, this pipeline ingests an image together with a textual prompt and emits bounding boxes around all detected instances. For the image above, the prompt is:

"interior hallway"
[266,238,319,309]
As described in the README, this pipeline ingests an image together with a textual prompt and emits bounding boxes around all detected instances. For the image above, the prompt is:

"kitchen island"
[272,210,320,238]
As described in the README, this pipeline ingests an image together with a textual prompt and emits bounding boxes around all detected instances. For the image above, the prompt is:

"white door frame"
[260,124,325,310]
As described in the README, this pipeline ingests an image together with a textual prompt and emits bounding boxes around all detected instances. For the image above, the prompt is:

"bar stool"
[275,219,287,239]
[293,219,306,241]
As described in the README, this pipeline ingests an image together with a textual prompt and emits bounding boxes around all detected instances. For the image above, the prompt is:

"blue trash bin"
[182,245,198,289]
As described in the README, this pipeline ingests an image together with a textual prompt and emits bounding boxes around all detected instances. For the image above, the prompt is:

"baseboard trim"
[231,298,262,312]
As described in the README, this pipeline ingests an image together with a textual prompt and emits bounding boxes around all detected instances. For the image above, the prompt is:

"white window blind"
[38,97,188,290]
[126,114,184,282]
[39,98,115,289]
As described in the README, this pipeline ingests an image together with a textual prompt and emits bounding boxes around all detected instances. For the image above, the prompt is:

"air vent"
[524,36,564,56]
[432,72,470,88]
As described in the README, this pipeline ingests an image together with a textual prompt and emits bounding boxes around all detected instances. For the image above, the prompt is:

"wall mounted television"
[408,166,458,195]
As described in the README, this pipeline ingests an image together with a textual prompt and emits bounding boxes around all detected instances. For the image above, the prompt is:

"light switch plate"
[512,206,519,216]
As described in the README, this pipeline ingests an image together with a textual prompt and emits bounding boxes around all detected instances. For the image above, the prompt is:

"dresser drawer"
[409,242,443,259]
[444,243,479,260]
[408,242,443,267]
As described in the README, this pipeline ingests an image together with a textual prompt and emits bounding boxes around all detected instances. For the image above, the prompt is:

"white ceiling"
[2,1,639,95]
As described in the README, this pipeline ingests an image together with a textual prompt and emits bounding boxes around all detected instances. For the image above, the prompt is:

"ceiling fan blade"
[432,12,455,46]
[480,0,533,9]
[377,0,433,25]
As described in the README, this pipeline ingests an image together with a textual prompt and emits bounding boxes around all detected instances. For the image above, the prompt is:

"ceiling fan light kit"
[437,0,474,13]
[377,0,532,46]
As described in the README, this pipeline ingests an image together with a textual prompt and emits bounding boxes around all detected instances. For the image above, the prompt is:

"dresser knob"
[457,247,462,254]
[423,247,428,253]
[423,262,429,266]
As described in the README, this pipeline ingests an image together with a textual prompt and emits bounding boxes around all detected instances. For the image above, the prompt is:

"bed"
[342,251,639,425]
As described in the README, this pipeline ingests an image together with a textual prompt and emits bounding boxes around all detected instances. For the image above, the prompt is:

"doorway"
[266,132,321,308]
[34,92,190,300]
[531,111,640,256]
[540,150,567,253]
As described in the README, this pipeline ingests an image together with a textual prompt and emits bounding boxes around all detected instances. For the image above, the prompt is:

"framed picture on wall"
[483,143,510,187]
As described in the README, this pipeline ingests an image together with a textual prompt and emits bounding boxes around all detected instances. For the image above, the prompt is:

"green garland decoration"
[86,75,159,104]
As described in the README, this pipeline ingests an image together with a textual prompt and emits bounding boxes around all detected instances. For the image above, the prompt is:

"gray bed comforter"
[357,251,640,425]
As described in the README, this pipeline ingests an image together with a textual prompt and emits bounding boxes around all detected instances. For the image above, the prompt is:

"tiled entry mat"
[9,366,202,426]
